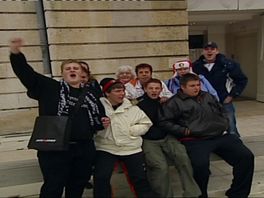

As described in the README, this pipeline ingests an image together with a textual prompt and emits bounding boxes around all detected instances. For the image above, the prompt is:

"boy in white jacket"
[93,78,157,198]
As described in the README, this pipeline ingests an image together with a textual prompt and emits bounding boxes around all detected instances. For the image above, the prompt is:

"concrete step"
[0,108,37,136]
[0,153,263,197]
[0,133,30,152]
[0,134,263,197]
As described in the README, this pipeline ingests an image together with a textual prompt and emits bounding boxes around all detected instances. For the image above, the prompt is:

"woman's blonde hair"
[60,59,81,73]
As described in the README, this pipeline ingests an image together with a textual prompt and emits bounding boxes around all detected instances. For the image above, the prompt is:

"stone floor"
[0,99,264,197]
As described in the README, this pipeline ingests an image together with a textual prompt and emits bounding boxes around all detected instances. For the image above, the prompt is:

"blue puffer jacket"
[193,53,248,103]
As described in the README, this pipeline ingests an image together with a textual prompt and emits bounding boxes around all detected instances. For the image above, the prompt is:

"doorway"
[234,33,257,99]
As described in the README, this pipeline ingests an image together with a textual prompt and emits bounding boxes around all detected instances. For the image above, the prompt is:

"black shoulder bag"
[27,89,87,151]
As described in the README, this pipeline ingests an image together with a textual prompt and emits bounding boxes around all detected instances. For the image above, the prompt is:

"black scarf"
[57,80,102,128]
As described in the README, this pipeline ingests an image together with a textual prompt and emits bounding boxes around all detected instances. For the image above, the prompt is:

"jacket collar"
[141,93,160,102]
[177,89,206,100]
[100,97,132,112]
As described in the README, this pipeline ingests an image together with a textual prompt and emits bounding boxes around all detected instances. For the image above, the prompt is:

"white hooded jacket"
[94,97,152,155]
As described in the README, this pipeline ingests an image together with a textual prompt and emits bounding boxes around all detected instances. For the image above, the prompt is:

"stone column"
[256,15,264,102]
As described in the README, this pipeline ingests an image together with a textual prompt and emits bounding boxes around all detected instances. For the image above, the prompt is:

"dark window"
[189,35,204,49]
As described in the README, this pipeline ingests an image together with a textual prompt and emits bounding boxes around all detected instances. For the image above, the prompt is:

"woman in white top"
[93,78,157,198]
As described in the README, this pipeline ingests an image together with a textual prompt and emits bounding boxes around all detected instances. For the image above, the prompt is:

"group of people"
[9,38,254,198]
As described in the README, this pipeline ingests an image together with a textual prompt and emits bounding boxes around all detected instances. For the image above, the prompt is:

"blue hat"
[203,41,218,49]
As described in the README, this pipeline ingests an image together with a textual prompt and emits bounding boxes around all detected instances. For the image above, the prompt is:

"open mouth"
[70,74,76,78]
[207,53,213,58]
[151,94,159,98]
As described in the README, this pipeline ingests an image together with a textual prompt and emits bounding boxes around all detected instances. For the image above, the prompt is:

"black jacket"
[10,53,105,141]
[137,94,167,140]
[193,53,248,103]
[158,90,229,139]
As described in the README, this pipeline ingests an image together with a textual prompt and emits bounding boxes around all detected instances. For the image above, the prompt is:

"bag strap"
[69,87,88,119]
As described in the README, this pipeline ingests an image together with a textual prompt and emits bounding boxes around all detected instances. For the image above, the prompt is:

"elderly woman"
[9,38,107,198]
[115,65,136,84]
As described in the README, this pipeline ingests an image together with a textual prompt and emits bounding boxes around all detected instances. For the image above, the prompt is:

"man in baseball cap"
[193,41,248,137]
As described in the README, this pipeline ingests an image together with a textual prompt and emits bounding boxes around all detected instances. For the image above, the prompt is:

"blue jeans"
[223,102,240,137]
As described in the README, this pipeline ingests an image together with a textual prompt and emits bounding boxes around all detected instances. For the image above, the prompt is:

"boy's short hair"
[179,73,200,86]
[60,59,81,73]
[135,63,153,75]
[143,78,162,88]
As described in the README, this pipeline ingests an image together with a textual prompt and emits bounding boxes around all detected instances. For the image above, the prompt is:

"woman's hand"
[9,37,23,54]
[101,117,111,128]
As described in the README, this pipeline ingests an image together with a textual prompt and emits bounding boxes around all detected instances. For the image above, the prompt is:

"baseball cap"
[203,41,218,49]
[173,60,192,70]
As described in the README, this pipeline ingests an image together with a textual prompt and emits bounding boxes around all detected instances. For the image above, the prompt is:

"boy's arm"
[129,107,152,137]
[158,99,188,138]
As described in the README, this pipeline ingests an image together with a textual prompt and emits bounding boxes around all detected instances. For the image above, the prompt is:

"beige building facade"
[1,1,264,196]
[1,0,264,136]
[0,0,188,135]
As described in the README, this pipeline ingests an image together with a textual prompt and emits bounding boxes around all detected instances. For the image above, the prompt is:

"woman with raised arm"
[9,38,108,198]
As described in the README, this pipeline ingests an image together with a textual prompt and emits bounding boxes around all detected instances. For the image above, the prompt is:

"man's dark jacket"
[193,53,248,103]
[137,94,167,140]
[158,90,229,139]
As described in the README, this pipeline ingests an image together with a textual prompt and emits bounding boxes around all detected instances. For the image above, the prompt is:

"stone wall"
[0,0,188,135]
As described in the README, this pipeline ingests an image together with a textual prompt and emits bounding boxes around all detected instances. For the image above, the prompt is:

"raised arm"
[9,38,53,99]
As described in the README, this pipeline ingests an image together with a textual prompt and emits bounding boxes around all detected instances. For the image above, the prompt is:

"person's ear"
[105,92,110,97]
